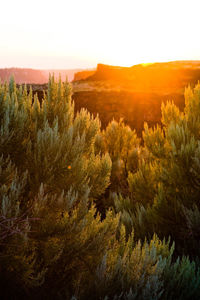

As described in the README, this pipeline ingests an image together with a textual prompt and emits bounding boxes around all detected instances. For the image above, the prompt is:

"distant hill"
[0,68,86,84]
[0,68,47,84]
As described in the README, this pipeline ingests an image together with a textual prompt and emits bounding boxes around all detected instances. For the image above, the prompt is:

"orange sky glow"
[1,0,200,69]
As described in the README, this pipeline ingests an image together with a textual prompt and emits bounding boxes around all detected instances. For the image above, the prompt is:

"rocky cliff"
[73,69,95,81]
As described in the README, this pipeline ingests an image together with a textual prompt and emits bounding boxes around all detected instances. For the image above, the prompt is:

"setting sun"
[1,0,200,68]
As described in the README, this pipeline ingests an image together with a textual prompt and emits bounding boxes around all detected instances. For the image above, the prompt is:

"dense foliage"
[0,76,200,299]
[115,84,200,258]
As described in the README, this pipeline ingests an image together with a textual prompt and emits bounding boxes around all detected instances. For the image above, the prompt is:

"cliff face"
[72,90,184,134]
[89,64,131,81]
[73,69,96,81]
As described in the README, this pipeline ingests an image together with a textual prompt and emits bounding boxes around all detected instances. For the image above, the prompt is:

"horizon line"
[1,59,200,70]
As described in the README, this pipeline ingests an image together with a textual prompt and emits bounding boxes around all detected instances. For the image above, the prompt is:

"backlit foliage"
[117,83,200,259]
[0,77,200,299]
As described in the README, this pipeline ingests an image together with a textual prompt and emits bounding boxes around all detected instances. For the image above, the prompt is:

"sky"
[1,0,200,69]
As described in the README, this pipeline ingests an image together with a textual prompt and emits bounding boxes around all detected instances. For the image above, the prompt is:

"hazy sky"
[1,0,200,69]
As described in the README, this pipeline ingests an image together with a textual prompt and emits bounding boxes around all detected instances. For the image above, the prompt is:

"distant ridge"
[85,61,200,91]
[0,68,47,84]
[0,68,86,83]
[2,61,200,85]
